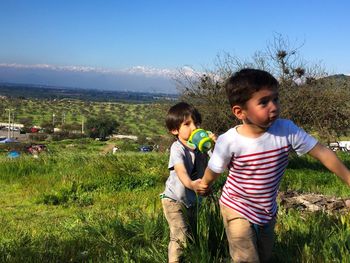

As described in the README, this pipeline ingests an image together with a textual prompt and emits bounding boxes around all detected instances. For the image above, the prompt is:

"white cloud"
[124,66,175,77]
[0,63,201,78]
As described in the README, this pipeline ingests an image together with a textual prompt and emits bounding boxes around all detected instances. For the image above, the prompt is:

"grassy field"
[0,98,169,137]
[0,140,350,262]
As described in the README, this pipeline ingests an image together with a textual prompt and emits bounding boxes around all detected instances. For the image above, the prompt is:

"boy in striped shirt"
[197,68,350,262]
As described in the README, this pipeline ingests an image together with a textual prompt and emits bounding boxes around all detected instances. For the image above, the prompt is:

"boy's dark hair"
[225,68,279,107]
[165,102,202,131]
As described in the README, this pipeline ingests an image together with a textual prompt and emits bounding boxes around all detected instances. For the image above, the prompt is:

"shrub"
[28,133,48,141]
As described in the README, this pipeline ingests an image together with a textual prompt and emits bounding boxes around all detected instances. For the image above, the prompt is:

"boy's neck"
[236,123,268,138]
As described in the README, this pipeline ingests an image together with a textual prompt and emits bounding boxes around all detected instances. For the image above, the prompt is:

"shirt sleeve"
[207,133,233,173]
[287,120,318,156]
[169,142,185,169]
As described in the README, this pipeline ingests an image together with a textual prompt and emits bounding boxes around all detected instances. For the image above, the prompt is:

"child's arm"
[195,167,221,195]
[174,163,209,192]
[308,142,350,186]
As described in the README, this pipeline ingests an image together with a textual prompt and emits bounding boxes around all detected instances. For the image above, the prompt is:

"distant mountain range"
[1,62,348,102]
[0,82,178,102]
[0,63,197,94]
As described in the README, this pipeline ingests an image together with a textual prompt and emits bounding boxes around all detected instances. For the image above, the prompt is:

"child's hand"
[208,132,217,143]
[191,179,209,195]
[198,181,211,196]
[191,179,211,196]
[199,184,212,197]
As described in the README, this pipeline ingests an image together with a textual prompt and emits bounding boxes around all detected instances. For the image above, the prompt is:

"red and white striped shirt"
[208,119,317,225]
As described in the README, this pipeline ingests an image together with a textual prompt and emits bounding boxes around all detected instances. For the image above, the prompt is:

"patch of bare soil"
[278,190,350,214]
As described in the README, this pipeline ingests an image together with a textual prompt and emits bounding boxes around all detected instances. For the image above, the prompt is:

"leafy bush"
[51,132,85,141]
[28,133,48,141]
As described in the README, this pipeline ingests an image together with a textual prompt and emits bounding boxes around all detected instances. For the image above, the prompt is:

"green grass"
[281,152,350,197]
[0,146,350,262]
[0,150,168,262]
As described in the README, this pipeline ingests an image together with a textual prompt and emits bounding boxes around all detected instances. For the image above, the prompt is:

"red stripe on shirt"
[221,145,289,225]
[235,145,291,159]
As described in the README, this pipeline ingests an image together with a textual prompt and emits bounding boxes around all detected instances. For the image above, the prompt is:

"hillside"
[316,74,350,87]
[324,74,350,81]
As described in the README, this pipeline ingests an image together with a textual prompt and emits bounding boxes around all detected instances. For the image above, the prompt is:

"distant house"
[0,122,24,128]
[30,127,40,133]
[112,134,138,140]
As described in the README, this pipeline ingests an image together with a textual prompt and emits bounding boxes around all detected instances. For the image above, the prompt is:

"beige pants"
[220,204,276,263]
[162,198,195,263]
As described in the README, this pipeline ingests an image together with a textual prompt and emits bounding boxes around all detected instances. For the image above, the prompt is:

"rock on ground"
[278,190,350,213]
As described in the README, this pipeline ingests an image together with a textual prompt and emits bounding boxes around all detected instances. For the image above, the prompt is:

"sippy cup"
[187,128,213,153]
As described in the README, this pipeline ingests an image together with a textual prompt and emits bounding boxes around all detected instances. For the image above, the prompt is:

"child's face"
[171,116,198,144]
[242,87,280,129]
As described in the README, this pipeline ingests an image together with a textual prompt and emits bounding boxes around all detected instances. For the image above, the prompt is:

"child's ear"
[232,105,246,120]
[171,129,179,136]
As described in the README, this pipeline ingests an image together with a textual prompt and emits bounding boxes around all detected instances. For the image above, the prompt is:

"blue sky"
[0,0,349,93]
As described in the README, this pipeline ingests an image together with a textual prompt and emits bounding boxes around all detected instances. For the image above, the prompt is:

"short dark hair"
[165,102,202,131]
[225,68,279,107]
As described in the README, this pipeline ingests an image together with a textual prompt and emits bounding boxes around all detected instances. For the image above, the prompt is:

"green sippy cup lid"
[187,128,213,152]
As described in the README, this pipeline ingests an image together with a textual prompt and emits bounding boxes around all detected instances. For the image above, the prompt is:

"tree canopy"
[85,116,119,140]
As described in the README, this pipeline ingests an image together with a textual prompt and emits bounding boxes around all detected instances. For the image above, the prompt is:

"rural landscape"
[1,1,350,262]
[1,63,350,262]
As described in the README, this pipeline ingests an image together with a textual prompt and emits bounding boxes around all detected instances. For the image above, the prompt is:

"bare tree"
[175,34,350,141]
